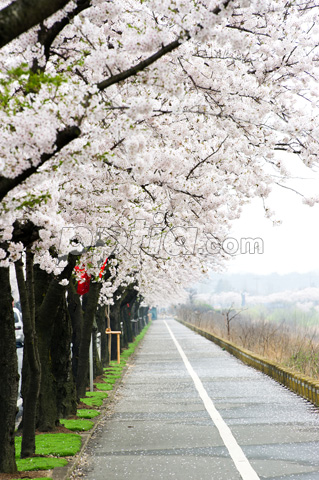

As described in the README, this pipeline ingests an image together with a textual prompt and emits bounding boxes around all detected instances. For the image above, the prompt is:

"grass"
[121,346,135,357]
[13,323,151,476]
[109,360,126,367]
[101,377,117,384]
[102,363,123,372]
[80,396,103,407]
[104,373,121,379]
[77,409,100,419]
[60,419,94,431]
[104,365,123,371]
[80,390,108,406]
[86,391,109,398]
[94,382,113,391]
[14,433,81,472]
[16,456,68,471]
[15,433,81,457]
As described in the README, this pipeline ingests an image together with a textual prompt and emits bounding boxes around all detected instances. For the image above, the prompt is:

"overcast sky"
[227,153,319,275]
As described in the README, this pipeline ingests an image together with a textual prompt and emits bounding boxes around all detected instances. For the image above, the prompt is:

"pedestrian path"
[80,318,319,480]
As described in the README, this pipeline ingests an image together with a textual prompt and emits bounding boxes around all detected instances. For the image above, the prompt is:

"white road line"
[164,320,260,480]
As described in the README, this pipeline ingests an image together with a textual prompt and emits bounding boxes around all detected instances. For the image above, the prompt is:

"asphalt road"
[80,318,319,480]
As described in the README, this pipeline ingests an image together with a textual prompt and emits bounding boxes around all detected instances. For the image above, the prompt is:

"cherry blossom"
[0,0,319,303]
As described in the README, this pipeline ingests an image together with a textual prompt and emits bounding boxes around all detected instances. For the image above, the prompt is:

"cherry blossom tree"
[1,0,319,472]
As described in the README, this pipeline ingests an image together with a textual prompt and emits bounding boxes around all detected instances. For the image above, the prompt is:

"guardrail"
[176,318,319,407]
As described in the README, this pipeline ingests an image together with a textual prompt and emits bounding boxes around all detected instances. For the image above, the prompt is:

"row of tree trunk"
[0,258,149,473]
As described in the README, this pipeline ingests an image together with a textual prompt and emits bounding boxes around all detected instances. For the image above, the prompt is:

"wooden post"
[105,329,122,364]
[117,332,121,364]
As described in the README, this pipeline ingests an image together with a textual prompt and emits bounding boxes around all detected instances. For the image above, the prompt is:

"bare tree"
[223,305,246,340]
[185,288,197,305]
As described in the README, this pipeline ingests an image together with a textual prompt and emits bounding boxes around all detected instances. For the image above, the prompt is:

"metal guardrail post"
[89,334,94,392]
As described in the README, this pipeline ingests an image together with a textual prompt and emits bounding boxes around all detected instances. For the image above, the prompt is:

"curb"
[176,318,319,408]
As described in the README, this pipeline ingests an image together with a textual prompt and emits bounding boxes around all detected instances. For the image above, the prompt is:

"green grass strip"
[60,419,94,431]
[94,382,113,391]
[80,390,108,406]
[86,391,108,398]
[104,366,123,372]
[77,409,100,419]
[122,347,134,356]
[80,396,103,407]
[104,373,121,379]
[16,457,67,471]
[109,360,126,366]
[101,377,117,384]
[15,433,81,458]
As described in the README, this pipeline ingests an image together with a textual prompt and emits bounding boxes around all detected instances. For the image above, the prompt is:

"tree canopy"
[0,0,318,304]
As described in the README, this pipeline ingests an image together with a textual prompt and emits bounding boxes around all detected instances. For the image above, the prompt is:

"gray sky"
[228,153,319,275]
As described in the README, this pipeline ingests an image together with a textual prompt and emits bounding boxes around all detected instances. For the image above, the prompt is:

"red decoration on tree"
[75,265,91,296]
[99,257,108,279]
[75,258,108,296]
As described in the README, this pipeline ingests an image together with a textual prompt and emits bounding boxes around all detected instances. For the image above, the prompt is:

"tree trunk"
[121,288,137,345]
[131,297,141,337]
[51,296,77,419]
[121,303,133,348]
[0,266,18,473]
[76,282,101,398]
[36,325,57,431]
[109,286,137,356]
[96,305,108,367]
[139,305,149,331]
[67,279,83,378]
[92,326,103,378]
[34,267,57,431]
[35,257,77,430]
[15,253,41,458]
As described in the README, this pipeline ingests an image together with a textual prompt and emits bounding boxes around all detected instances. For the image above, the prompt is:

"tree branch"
[0,125,81,202]
[186,136,228,180]
[39,253,78,321]
[38,0,91,61]
[0,0,72,48]
[95,1,243,92]
[97,38,188,91]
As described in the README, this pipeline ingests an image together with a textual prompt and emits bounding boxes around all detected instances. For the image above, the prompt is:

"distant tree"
[223,305,246,340]
[186,288,197,305]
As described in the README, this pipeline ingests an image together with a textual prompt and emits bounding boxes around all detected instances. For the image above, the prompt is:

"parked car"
[14,308,24,347]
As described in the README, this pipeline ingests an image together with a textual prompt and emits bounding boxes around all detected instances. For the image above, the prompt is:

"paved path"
[81,318,319,480]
